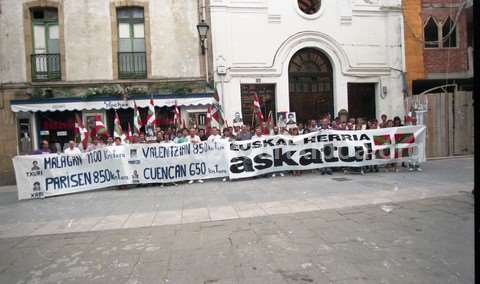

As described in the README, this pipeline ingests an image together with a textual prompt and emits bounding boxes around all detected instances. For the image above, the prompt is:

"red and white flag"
[74,113,89,149]
[126,123,133,143]
[146,98,156,128]
[93,115,108,138]
[133,101,143,136]
[206,105,212,129]
[173,104,181,127]
[113,111,123,140]
[252,94,264,127]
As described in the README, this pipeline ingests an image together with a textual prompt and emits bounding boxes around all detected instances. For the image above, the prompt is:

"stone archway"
[288,47,334,124]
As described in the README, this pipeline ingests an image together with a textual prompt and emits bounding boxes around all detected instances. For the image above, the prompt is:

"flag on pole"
[211,104,225,129]
[93,115,108,138]
[252,94,264,128]
[146,99,156,128]
[265,110,274,135]
[206,105,212,131]
[127,123,133,143]
[113,111,123,140]
[74,113,89,149]
[133,101,143,136]
[173,104,181,128]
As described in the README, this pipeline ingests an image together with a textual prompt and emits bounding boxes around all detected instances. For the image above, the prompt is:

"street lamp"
[196,20,209,55]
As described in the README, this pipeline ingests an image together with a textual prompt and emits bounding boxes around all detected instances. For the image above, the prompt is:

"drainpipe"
[201,0,209,84]
[399,11,408,97]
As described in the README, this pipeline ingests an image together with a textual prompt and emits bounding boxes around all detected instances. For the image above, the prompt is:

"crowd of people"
[32,110,422,177]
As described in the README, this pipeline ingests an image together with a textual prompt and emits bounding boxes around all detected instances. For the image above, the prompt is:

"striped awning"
[10,93,216,113]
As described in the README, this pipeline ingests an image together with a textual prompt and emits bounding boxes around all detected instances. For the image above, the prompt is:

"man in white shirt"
[252,127,263,140]
[187,128,201,144]
[86,138,104,152]
[187,128,203,184]
[207,127,222,143]
[64,140,82,155]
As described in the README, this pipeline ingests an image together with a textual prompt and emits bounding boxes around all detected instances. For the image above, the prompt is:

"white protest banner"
[13,141,229,200]
[228,126,426,179]
[13,126,426,200]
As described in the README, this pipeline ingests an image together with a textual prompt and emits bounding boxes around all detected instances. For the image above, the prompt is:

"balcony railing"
[31,53,61,81]
[118,52,147,79]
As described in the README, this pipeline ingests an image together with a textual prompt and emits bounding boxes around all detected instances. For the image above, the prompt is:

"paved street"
[0,157,474,283]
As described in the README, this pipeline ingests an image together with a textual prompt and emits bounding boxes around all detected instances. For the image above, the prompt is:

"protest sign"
[13,126,425,200]
[227,126,426,179]
[14,141,229,200]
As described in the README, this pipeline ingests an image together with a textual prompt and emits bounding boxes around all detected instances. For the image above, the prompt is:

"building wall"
[0,0,202,84]
[0,1,27,84]
[210,0,406,123]
[0,89,29,185]
[403,0,426,94]
[0,0,206,185]
[421,1,470,76]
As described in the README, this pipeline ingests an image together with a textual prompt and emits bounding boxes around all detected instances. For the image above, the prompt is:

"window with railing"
[31,8,61,81]
[117,7,147,79]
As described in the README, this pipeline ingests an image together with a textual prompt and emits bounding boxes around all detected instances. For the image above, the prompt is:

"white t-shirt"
[187,135,201,143]
[207,134,222,143]
[64,147,82,155]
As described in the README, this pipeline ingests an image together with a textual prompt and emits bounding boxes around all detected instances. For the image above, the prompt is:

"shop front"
[11,93,216,154]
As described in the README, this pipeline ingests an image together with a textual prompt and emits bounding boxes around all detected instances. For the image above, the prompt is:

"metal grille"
[31,53,61,81]
[118,52,147,79]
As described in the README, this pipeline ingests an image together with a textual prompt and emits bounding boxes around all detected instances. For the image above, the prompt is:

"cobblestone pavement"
[0,194,473,284]
[0,158,473,238]
[0,157,474,283]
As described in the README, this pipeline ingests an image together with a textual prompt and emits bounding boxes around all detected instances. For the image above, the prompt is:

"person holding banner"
[156,132,164,143]
[222,128,234,142]
[252,127,263,140]
[187,128,204,184]
[174,129,188,144]
[86,138,104,152]
[32,140,52,155]
[114,137,123,146]
[207,128,222,143]
[237,125,252,141]
[319,118,333,176]
[64,140,82,155]
[187,128,201,144]
[199,129,208,142]
[290,127,302,177]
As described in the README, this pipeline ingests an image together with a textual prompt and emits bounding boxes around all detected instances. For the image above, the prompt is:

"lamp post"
[196,20,209,55]
[197,19,210,84]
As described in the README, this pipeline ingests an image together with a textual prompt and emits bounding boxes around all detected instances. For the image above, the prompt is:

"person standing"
[199,129,208,141]
[207,128,222,143]
[252,127,263,140]
[379,114,388,128]
[31,140,52,155]
[236,126,252,141]
[319,118,333,175]
[187,128,201,144]
[64,140,82,155]
[174,129,188,143]
[113,137,123,146]
[187,128,203,184]
[290,127,302,177]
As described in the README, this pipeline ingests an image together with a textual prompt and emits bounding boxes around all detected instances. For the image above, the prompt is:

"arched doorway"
[288,48,334,124]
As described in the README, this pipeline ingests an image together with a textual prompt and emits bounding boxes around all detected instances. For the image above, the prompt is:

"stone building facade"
[0,0,213,185]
